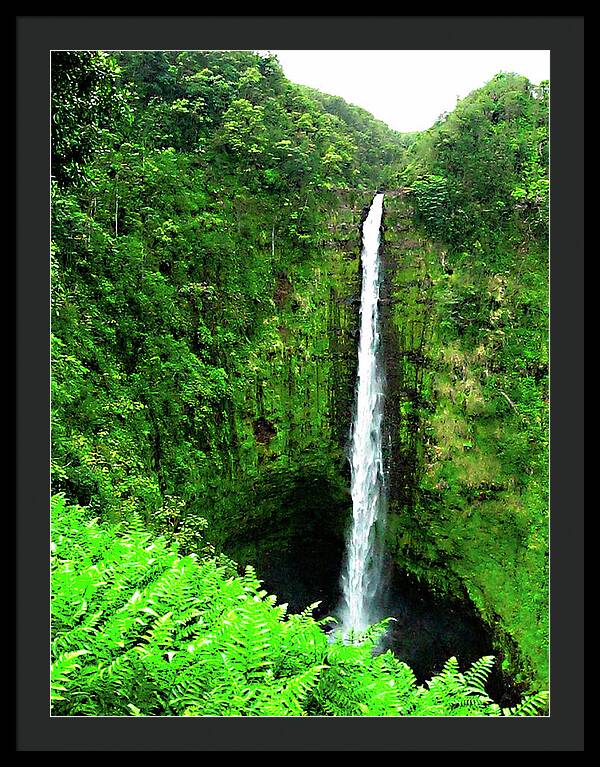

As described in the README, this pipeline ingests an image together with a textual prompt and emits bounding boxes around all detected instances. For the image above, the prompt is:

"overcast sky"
[262,50,550,133]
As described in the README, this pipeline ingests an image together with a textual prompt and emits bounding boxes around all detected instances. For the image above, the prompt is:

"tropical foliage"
[51,50,402,526]
[50,52,549,711]
[51,496,548,716]
[385,73,549,689]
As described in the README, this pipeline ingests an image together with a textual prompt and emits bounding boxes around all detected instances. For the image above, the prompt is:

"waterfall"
[340,192,386,636]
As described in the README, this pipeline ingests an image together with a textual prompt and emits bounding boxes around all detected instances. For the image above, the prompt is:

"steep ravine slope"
[381,191,548,692]
[213,185,547,698]
[206,190,373,614]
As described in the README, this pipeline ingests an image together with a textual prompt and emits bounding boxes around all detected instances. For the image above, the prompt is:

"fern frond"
[503,691,549,716]
[464,655,496,694]
[50,497,549,718]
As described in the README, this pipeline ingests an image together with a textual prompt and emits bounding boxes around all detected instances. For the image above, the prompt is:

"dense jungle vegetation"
[51,50,549,716]
[388,74,549,692]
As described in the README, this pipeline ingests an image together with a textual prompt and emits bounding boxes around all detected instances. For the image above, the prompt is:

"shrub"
[51,495,548,716]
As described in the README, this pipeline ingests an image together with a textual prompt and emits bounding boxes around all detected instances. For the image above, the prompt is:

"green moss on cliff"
[51,51,376,555]
[202,191,373,568]
[50,53,549,697]
[382,189,548,691]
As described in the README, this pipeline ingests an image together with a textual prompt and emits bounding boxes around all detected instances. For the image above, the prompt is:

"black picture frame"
[16,15,584,751]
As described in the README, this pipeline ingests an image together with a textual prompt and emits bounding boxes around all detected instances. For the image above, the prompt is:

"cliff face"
[381,192,548,691]
[202,190,373,615]
[203,188,547,690]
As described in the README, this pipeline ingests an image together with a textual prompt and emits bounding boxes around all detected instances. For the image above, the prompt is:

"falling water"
[340,192,386,636]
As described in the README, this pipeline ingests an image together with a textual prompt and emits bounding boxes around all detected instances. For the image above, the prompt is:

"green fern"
[51,649,88,701]
[504,691,549,716]
[50,495,549,717]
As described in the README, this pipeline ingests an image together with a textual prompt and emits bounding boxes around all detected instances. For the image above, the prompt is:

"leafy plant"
[51,496,548,717]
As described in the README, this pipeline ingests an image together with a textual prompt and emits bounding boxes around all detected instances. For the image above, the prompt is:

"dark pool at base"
[377,568,523,706]
[251,548,522,708]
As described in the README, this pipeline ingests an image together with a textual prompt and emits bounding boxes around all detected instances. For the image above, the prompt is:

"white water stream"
[340,192,386,636]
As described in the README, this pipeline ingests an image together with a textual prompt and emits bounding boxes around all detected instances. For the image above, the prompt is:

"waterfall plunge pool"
[249,538,522,707]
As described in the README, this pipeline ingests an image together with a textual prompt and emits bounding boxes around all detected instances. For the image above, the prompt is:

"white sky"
[262,50,550,133]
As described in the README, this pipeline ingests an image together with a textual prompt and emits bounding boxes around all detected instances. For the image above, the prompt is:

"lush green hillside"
[296,84,410,188]
[51,53,549,710]
[383,74,549,689]
[52,51,388,539]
